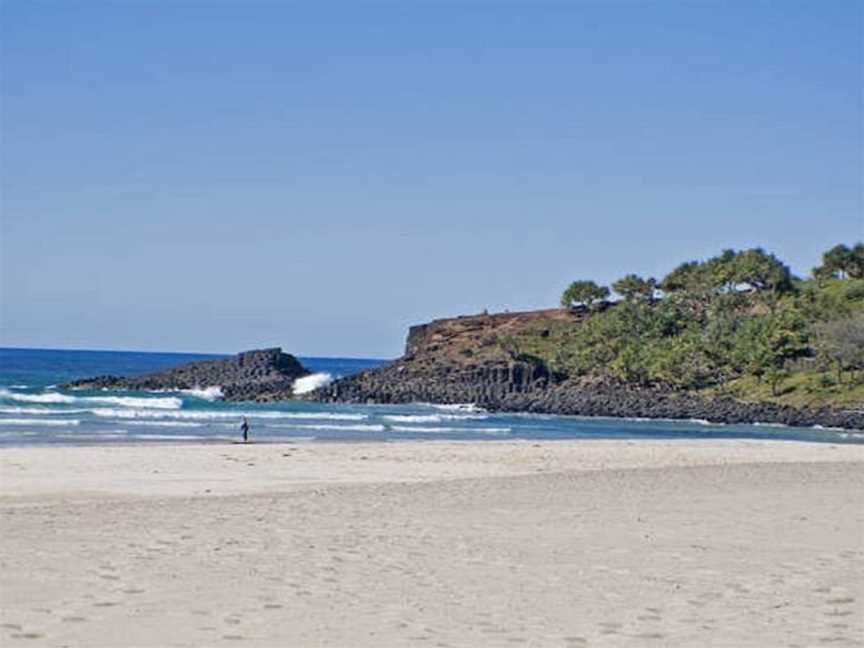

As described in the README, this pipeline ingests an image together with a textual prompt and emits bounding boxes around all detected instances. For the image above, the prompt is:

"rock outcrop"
[310,310,864,430]
[63,348,309,401]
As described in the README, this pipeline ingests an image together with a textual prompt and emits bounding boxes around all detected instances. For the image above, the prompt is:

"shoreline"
[310,367,864,431]
[2,439,862,646]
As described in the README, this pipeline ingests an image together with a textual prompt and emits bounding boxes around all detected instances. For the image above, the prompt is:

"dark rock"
[62,348,310,401]
[308,316,864,431]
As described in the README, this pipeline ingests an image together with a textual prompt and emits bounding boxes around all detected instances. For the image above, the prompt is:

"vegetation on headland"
[504,244,864,409]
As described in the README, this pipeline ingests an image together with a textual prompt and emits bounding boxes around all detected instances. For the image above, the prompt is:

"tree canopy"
[561,281,610,310]
[660,248,793,296]
[612,274,658,302]
[813,243,864,280]
[527,244,864,399]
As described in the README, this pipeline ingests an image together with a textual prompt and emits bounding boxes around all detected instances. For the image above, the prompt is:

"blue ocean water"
[0,347,860,446]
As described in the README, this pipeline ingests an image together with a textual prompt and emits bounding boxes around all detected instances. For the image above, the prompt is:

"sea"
[0,347,860,446]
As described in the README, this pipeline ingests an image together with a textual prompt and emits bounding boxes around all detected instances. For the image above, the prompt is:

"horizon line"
[0,345,391,362]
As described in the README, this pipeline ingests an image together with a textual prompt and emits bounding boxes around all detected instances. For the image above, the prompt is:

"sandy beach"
[1,439,862,647]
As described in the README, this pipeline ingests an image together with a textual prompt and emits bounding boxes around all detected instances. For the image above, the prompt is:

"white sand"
[1,439,862,646]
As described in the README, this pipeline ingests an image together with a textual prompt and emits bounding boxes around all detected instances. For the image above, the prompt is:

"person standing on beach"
[240,416,250,443]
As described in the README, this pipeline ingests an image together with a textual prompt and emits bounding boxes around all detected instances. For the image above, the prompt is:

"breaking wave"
[429,403,487,413]
[84,395,182,409]
[383,414,488,423]
[270,423,385,432]
[89,408,368,421]
[128,434,207,441]
[0,418,81,427]
[124,421,205,428]
[180,386,224,401]
[389,425,510,435]
[0,389,182,410]
[293,373,333,395]
[0,389,77,404]
[0,406,90,415]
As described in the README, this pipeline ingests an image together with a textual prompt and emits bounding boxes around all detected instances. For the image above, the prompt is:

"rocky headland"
[308,310,864,430]
[63,348,309,401]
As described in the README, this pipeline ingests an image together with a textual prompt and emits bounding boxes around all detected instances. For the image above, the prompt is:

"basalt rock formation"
[310,310,864,430]
[63,347,309,401]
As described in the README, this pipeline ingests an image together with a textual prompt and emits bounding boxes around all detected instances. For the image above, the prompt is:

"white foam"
[293,373,333,395]
[89,408,368,421]
[383,414,488,423]
[0,389,182,410]
[0,389,77,404]
[390,425,510,435]
[429,403,487,413]
[86,395,182,409]
[270,423,385,432]
[0,406,89,415]
[181,386,224,401]
[124,421,204,428]
[127,434,206,440]
[0,418,81,427]
[54,430,129,438]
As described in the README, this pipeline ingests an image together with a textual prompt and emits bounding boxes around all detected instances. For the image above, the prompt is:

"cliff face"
[403,308,582,361]
[310,310,864,430]
[63,348,309,401]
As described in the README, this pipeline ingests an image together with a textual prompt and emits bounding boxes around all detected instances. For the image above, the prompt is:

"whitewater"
[0,348,861,446]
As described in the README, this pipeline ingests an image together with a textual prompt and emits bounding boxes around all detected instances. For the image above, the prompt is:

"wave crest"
[0,418,81,427]
[0,389,181,410]
[293,373,333,395]
[181,386,224,401]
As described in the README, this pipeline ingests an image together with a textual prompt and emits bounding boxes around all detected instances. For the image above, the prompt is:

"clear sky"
[1,1,862,358]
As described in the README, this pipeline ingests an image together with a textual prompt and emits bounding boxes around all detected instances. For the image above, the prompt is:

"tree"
[730,248,793,294]
[706,249,739,292]
[561,280,610,310]
[660,261,711,294]
[849,243,864,279]
[612,274,658,302]
[813,313,864,382]
[813,243,864,280]
[731,310,808,380]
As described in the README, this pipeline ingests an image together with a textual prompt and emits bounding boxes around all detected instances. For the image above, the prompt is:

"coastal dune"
[1,440,862,646]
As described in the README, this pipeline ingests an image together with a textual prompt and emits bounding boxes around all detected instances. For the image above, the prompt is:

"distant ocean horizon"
[0,347,860,446]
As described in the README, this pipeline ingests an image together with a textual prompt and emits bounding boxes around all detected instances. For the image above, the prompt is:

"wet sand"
[1,439,862,646]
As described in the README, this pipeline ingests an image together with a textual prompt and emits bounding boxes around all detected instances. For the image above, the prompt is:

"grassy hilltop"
[493,245,864,410]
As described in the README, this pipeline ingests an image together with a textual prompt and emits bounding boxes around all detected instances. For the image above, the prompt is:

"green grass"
[704,372,864,409]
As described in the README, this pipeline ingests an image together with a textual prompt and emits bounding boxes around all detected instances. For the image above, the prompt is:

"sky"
[1,1,862,358]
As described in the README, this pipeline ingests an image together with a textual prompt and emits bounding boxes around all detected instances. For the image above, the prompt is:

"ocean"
[0,347,860,446]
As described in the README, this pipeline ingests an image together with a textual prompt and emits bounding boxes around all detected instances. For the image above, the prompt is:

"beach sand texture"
[1,440,862,647]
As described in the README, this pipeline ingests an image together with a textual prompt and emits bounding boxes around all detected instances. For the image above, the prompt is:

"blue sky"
[1,1,861,358]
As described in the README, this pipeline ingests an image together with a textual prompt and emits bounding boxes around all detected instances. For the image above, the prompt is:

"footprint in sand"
[637,614,663,622]
[10,633,45,640]
[598,621,622,635]
[826,597,855,605]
